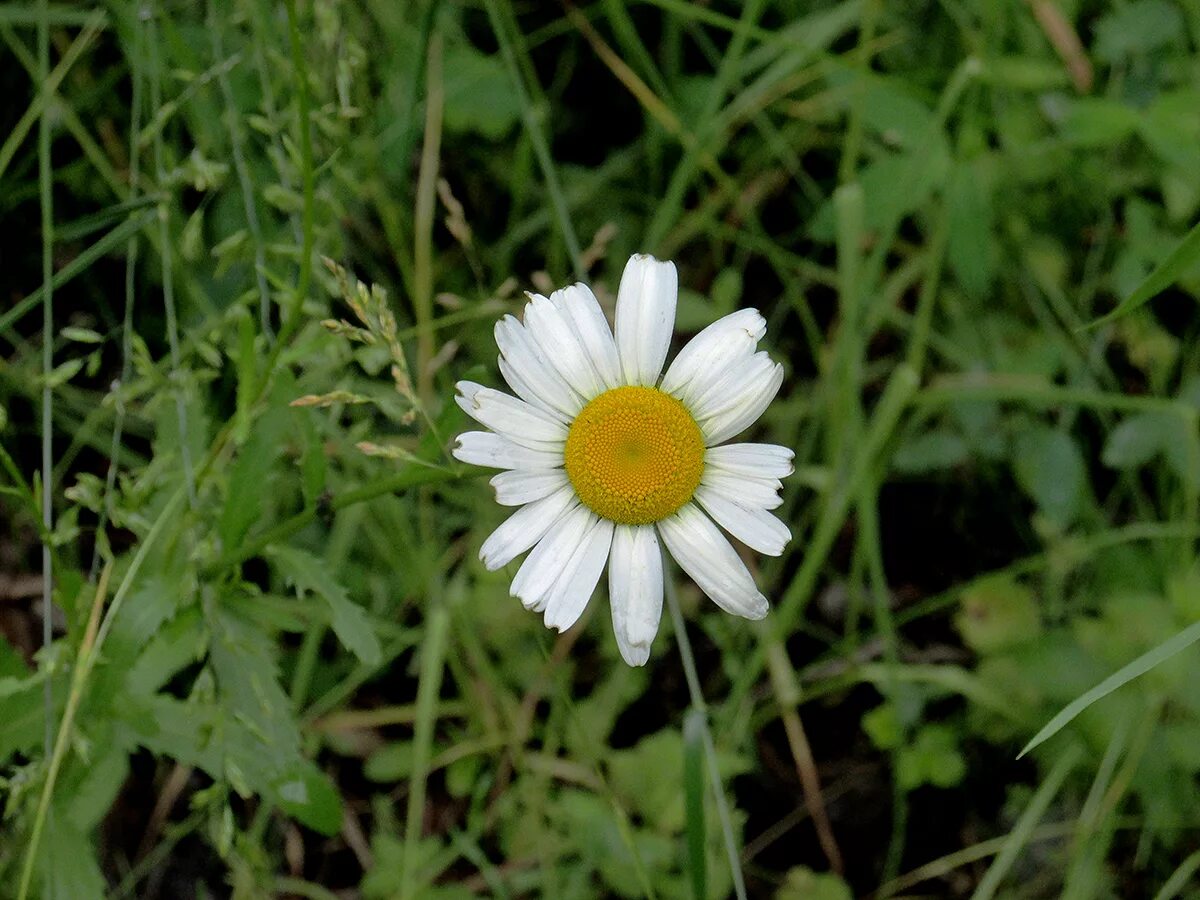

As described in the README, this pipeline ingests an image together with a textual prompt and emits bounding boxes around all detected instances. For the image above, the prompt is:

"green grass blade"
[1085,217,1200,328]
[969,745,1081,900]
[682,708,707,900]
[1151,849,1200,900]
[1,209,156,340]
[1019,618,1200,758]
[400,601,451,900]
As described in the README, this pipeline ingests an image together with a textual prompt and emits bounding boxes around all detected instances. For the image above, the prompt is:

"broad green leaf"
[0,663,53,761]
[68,743,129,831]
[892,430,969,473]
[956,577,1041,652]
[777,867,852,900]
[273,762,344,837]
[1102,412,1173,469]
[1059,98,1141,147]
[896,724,966,790]
[38,811,107,900]
[269,545,383,666]
[1012,427,1086,526]
[365,742,416,783]
[442,43,520,140]
[219,397,289,549]
[947,158,995,299]
[1094,0,1184,61]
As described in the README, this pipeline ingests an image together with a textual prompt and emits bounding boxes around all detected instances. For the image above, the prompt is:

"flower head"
[453,254,792,665]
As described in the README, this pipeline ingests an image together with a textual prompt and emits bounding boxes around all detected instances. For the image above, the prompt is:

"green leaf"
[1093,0,1184,62]
[1012,427,1086,526]
[862,702,903,750]
[896,725,966,790]
[956,577,1041,652]
[38,810,107,900]
[947,158,995,299]
[776,866,852,900]
[0,671,49,761]
[442,43,520,140]
[68,744,129,831]
[269,545,383,666]
[1019,618,1200,757]
[1058,98,1141,147]
[219,398,289,550]
[1087,217,1200,327]
[365,742,416,783]
[892,429,969,473]
[1103,412,1172,469]
[273,762,343,837]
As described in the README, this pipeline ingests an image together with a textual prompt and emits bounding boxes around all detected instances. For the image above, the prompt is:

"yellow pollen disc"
[564,385,705,526]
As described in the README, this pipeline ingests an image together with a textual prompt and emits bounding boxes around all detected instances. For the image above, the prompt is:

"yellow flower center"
[564,386,705,525]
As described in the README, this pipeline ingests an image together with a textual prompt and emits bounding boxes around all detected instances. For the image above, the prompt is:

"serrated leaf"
[269,545,382,666]
[220,399,289,549]
[39,811,107,900]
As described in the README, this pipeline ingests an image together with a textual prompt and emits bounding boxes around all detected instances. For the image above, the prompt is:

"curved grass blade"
[1085,218,1200,329]
[1019,618,1200,758]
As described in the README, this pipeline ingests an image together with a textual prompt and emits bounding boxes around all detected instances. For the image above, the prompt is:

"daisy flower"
[453,254,792,665]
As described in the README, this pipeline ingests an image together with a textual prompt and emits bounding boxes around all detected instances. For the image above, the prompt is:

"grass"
[3,0,1200,898]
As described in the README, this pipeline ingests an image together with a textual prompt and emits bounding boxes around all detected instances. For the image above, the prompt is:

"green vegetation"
[3,0,1200,897]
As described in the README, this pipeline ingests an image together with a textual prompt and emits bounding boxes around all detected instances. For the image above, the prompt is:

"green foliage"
[3,0,1200,897]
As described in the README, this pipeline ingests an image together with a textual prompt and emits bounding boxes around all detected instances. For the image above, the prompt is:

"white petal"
[608,525,663,667]
[524,292,604,400]
[495,316,584,418]
[543,517,614,632]
[456,381,568,450]
[553,283,621,390]
[705,443,795,480]
[495,357,565,423]
[479,486,577,570]
[700,469,783,510]
[694,485,790,556]
[660,309,765,405]
[657,504,768,620]
[490,469,569,506]
[453,431,563,470]
[510,505,596,612]
[690,352,776,423]
[615,254,677,386]
[699,362,784,446]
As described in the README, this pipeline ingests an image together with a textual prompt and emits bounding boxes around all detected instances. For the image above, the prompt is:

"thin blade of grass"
[0,209,155,340]
[1151,849,1200,900]
[482,0,583,277]
[682,709,707,900]
[969,745,1082,900]
[1084,218,1200,329]
[0,10,104,181]
[400,601,451,900]
[1019,619,1200,758]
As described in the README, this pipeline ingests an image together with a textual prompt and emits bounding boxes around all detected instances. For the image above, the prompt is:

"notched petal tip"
[619,641,651,667]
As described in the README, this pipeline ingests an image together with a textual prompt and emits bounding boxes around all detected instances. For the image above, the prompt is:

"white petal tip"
[744,597,769,620]
[619,643,651,666]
